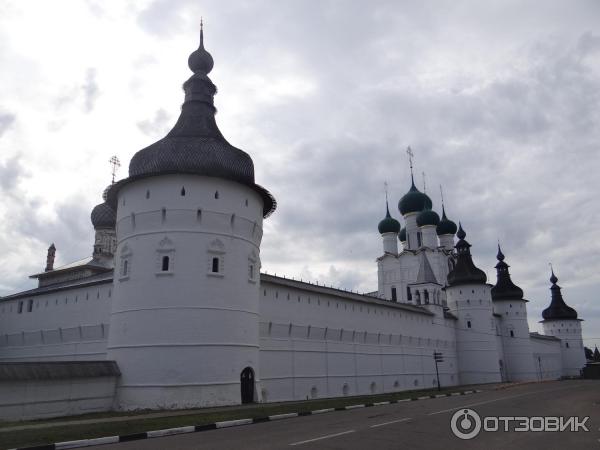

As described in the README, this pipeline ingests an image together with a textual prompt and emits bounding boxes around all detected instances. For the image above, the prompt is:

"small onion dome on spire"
[447,223,487,286]
[378,203,400,234]
[91,202,116,229]
[416,208,440,227]
[436,205,457,236]
[188,19,214,75]
[398,227,407,242]
[542,269,578,320]
[491,245,524,301]
[398,177,432,215]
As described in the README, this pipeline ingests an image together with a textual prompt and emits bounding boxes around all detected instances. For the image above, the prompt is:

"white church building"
[0,29,586,420]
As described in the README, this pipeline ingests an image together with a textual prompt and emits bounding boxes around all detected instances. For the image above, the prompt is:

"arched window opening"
[424,290,429,304]
[417,232,422,247]
[467,320,472,329]
[406,287,412,301]
[391,286,397,302]
[510,329,514,338]
[214,191,219,199]
[415,290,421,305]
[123,259,128,276]
[162,256,170,271]
[212,257,219,273]
[180,187,186,196]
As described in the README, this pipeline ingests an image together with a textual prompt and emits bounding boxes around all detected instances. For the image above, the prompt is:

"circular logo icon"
[450,408,482,440]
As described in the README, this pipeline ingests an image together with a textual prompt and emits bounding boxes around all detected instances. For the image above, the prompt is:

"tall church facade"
[0,31,586,419]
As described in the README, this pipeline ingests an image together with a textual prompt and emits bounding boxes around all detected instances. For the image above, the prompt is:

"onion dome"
[106,24,276,218]
[398,227,406,242]
[542,269,578,320]
[91,202,116,229]
[416,208,440,227]
[447,223,487,286]
[436,205,458,236]
[378,203,400,234]
[398,177,432,215]
[187,20,214,75]
[491,245,524,301]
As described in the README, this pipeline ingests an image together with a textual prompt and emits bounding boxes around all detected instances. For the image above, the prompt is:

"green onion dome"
[398,227,407,242]
[436,205,458,236]
[416,208,440,227]
[398,179,432,215]
[378,204,401,234]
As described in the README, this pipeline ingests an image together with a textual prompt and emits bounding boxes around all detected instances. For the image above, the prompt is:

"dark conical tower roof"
[107,24,276,218]
[542,269,578,320]
[447,223,487,286]
[491,245,524,301]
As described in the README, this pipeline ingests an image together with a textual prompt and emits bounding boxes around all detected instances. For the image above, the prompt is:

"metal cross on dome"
[109,155,121,184]
[406,146,414,178]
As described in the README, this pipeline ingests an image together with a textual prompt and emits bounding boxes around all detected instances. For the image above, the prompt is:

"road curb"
[10,389,482,450]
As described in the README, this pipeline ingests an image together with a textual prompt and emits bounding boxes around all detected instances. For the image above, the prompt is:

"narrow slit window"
[180,187,186,196]
[510,330,514,338]
[214,191,219,199]
[467,320,472,329]
[406,287,412,301]
[249,264,254,279]
[162,256,170,271]
[123,259,128,276]
[391,287,397,302]
[212,257,219,273]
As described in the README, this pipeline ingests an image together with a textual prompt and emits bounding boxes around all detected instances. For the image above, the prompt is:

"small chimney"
[45,243,56,272]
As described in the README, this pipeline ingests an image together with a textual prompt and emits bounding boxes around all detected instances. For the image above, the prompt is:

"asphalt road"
[101,380,599,450]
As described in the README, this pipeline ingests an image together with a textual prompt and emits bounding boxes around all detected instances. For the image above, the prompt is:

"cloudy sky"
[0,0,598,346]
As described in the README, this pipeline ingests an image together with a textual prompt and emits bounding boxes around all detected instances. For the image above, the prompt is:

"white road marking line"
[397,398,411,402]
[417,396,430,400]
[269,413,299,420]
[289,430,356,446]
[370,417,412,428]
[312,408,335,414]
[147,426,195,438]
[345,404,365,410]
[428,385,576,416]
[373,401,390,406]
[215,418,253,428]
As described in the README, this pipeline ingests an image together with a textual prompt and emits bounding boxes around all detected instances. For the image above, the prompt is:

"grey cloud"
[0,155,25,192]
[82,68,99,113]
[0,111,15,137]
[137,108,172,137]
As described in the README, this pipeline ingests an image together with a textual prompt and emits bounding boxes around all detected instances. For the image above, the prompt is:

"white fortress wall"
[258,275,458,402]
[0,279,112,362]
[530,334,562,380]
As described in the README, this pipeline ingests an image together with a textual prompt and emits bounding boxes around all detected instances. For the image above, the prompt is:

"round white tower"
[105,27,276,410]
[445,224,502,385]
[491,246,536,382]
[378,201,400,255]
[541,269,586,378]
[416,208,440,248]
[436,205,457,251]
